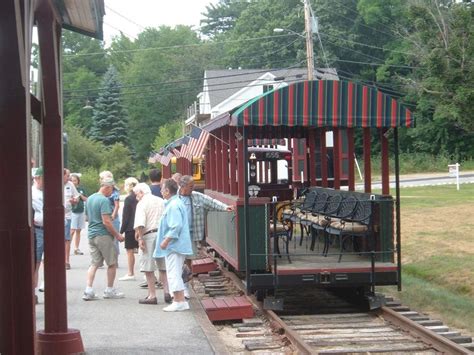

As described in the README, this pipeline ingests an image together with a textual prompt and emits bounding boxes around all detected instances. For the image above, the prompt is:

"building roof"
[204,68,338,109]
[55,0,105,40]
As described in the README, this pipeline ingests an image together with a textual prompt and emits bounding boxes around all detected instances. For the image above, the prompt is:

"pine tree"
[89,65,128,146]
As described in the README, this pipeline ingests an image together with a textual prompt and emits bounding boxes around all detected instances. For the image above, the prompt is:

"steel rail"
[379,306,471,355]
[221,267,313,355]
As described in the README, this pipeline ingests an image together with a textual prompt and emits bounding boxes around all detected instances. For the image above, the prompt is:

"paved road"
[35,231,219,354]
[356,172,474,190]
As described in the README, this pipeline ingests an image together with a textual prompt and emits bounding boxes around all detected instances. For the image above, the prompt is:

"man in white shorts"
[133,183,169,304]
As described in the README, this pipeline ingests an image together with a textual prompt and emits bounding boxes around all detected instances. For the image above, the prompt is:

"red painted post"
[209,136,215,190]
[308,130,316,186]
[36,0,84,352]
[0,1,36,353]
[347,128,355,191]
[363,128,372,193]
[333,128,341,190]
[162,164,171,179]
[320,129,328,187]
[380,128,390,195]
[229,127,238,195]
[237,128,245,198]
[222,128,230,194]
[216,129,223,192]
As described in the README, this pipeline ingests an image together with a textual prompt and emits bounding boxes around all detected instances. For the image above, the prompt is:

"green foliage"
[200,0,250,38]
[65,124,104,171]
[90,65,129,145]
[100,143,135,180]
[77,167,101,197]
[152,120,183,152]
[122,26,208,159]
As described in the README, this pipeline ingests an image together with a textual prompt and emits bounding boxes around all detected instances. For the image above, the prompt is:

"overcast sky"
[103,0,218,43]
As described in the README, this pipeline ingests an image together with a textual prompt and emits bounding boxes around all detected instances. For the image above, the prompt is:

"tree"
[89,65,129,146]
[123,26,213,160]
[200,0,251,38]
[378,0,474,159]
[62,30,108,128]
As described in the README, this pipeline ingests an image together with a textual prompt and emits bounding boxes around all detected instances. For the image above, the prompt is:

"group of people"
[32,166,233,312]
[32,167,88,302]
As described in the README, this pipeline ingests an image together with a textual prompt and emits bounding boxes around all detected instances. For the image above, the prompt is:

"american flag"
[172,147,182,158]
[160,149,174,166]
[180,136,193,161]
[188,126,210,159]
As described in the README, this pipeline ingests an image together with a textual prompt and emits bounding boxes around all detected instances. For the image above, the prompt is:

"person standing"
[99,171,121,259]
[32,167,44,304]
[64,168,80,270]
[119,177,139,281]
[154,179,192,312]
[133,183,170,304]
[149,169,162,198]
[178,175,234,298]
[70,173,87,256]
[82,177,125,301]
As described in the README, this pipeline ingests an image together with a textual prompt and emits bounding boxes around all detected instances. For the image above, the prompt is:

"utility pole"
[304,0,314,80]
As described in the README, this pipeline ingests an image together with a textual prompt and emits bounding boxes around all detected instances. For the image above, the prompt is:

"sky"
[103,0,218,44]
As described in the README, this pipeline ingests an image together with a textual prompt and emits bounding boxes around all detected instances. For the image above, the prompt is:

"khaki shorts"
[89,235,117,267]
[139,234,167,272]
[185,241,201,260]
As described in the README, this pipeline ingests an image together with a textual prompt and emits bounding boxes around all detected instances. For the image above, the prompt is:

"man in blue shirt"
[154,179,192,312]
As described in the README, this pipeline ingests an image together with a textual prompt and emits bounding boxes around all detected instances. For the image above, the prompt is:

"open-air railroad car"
[161,79,414,309]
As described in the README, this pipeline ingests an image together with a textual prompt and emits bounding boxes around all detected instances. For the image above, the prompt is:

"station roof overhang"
[202,80,414,134]
[53,0,105,40]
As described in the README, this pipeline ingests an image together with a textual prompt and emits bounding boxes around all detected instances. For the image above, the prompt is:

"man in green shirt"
[83,177,125,301]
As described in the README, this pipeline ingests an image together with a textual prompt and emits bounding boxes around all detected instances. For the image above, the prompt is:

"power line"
[64,61,308,100]
[105,5,146,31]
[63,33,296,58]
[103,22,137,40]
[320,32,415,57]
[63,59,307,94]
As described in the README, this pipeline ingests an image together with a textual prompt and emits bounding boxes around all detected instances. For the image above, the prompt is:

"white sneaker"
[184,284,191,300]
[163,301,189,312]
[82,290,98,301]
[118,274,136,281]
[103,288,125,299]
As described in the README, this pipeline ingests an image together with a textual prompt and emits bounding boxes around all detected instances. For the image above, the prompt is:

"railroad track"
[195,255,473,354]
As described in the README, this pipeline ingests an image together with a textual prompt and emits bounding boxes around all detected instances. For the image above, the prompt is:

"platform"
[35,230,226,354]
[272,234,397,274]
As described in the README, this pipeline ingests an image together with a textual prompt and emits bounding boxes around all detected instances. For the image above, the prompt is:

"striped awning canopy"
[230,80,414,128]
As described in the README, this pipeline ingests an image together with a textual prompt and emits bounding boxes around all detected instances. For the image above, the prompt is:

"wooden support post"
[308,130,317,186]
[363,128,372,193]
[229,127,238,195]
[216,129,223,192]
[222,128,230,194]
[237,128,245,198]
[36,0,84,352]
[209,136,216,190]
[0,1,36,353]
[320,129,328,187]
[347,128,355,191]
[381,128,390,195]
[333,128,341,189]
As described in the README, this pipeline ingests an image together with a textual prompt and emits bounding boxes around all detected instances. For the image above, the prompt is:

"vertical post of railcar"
[394,128,402,291]
[243,127,251,293]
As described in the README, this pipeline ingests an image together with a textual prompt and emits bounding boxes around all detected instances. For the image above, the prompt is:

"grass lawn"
[382,183,474,334]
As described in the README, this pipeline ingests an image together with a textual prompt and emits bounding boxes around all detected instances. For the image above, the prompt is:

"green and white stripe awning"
[230,80,414,128]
